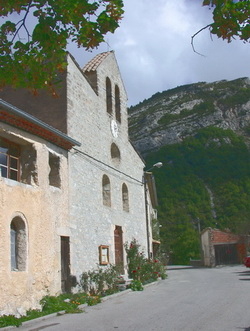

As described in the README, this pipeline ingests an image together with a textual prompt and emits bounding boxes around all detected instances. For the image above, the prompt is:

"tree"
[0,0,124,94]
[192,0,250,54]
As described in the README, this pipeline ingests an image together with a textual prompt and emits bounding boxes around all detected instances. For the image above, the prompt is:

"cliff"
[128,77,250,156]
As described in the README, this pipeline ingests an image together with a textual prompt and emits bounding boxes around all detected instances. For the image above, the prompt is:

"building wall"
[0,51,153,315]
[0,123,69,315]
[201,228,243,267]
[66,54,148,277]
[0,78,68,133]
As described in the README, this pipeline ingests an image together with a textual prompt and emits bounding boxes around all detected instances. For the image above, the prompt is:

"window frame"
[0,137,20,181]
[99,245,109,265]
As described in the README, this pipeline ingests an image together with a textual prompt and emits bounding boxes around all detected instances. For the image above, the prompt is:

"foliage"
[202,0,250,42]
[0,314,22,328]
[80,264,120,296]
[0,292,100,328]
[130,280,144,291]
[145,127,250,264]
[0,0,124,94]
[125,239,167,285]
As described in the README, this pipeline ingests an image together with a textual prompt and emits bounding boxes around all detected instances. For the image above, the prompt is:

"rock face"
[128,78,250,156]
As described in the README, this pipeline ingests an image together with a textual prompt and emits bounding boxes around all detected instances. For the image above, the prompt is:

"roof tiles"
[83,51,113,72]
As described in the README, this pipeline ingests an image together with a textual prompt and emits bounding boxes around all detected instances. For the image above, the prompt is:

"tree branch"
[11,1,32,43]
[191,24,212,56]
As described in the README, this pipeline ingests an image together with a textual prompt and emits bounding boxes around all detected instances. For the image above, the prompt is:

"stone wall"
[66,53,148,277]
[0,122,69,315]
[201,228,244,267]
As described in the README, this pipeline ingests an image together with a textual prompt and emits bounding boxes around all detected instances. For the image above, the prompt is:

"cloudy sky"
[68,0,250,106]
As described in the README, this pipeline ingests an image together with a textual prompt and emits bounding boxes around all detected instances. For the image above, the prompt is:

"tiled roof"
[83,51,113,72]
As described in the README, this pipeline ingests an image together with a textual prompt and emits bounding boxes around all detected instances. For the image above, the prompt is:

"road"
[12,265,250,331]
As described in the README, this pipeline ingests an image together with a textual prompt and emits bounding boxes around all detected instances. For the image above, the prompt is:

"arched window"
[122,183,129,212]
[10,217,27,271]
[106,77,112,115]
[102,175,111,207]
[115,85,121,123]
[111,143,120,163]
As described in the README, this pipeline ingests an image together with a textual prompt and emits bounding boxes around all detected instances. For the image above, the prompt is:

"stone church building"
[0,52,158,315]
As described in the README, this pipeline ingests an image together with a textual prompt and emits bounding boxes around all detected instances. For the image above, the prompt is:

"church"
[0,51,158,315]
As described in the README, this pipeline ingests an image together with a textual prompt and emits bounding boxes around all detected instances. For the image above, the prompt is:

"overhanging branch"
[191,24,212,56]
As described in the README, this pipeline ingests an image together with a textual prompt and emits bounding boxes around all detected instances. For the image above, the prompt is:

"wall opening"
[61,236,71,293]
[106,77,112,115]
[49,152,61,188]
[111,143,121,164]
[10,217,27,271]
[102,174,111,207]
[122,183,129,212]
[115,85,121,123]
[114,226,124,273]
[0,137,38,185]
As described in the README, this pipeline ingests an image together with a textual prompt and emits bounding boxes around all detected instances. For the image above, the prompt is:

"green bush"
[80,264,120,296]
[130,280,144,291]
[125,239,167,285]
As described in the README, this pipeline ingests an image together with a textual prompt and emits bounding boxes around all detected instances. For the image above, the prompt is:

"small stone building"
[0,51,158,315]
[201,228,247,267]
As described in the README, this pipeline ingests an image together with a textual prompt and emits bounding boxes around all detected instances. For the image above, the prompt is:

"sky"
[67,0,250,107]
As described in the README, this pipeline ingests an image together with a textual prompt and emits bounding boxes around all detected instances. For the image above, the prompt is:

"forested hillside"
[128,79,250,265]
[145,127,250,264]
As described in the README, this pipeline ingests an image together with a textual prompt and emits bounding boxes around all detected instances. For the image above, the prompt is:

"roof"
[145,172,158,208]
[83,51,113,72]
[0,99,81,150]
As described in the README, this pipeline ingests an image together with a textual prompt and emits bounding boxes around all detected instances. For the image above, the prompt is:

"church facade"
[0,52,157,315]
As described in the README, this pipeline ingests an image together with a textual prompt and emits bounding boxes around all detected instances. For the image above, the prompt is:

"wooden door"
[61,236,71,293]
[114,226,124,273]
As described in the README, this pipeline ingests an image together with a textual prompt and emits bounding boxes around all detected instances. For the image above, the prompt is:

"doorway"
[114,226,124,273]
[61,236,71,293]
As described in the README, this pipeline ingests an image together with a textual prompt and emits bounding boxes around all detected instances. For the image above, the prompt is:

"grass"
[0,292,101,328]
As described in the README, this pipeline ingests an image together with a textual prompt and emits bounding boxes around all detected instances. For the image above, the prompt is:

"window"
[0,137,20,181]
[111,143,120,163]
[99,245,109,265]
[106,77,112,115]
[122,183,129,212]
[10,217,27,271]
[102,174,111,207]
[0,137,38,185]
[115,85,121,123]
[49,152,61,188]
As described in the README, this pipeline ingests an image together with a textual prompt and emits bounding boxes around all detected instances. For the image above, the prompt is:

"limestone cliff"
[128,78,250,156]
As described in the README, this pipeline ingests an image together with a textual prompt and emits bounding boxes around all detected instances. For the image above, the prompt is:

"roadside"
[9,264,250,331]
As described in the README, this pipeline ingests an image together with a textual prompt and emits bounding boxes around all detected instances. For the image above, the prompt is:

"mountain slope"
[129,77,250,156]
[128,78,250,264]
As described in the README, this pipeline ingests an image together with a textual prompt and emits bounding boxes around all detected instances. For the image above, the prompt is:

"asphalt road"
[10,265,250,331]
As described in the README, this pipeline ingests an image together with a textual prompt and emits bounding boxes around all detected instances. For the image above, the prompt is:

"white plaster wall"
[66,54,148,277]
[0,123,69,316]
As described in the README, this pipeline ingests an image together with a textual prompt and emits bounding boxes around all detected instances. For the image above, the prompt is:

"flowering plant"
[125,239,167,285]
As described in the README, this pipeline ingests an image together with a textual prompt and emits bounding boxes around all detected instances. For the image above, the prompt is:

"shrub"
[125,239,167,285]
[79,264,120,296]
[130,280,144,291]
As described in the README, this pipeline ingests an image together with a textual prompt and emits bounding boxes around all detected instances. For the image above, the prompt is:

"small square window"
[99,245,109,265]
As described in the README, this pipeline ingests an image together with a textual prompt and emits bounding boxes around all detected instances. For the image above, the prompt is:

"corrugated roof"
[83,51,113,72]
